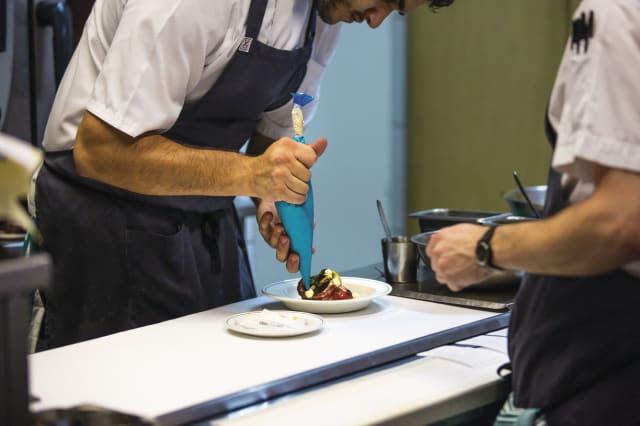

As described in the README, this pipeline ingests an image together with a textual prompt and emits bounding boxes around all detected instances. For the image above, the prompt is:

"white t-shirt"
[548,0,640,275]
[41,0,341,151]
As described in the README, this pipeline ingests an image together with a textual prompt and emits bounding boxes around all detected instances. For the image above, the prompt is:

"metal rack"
[0,254,51,426]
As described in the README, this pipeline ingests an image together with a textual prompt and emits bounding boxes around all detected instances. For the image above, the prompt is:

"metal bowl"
[502,185,547,218]
[411,231,436,266]
[408,208,503,233]
[477,213,537,226]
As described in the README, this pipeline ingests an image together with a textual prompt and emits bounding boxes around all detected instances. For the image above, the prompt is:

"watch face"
[476,241,490,266]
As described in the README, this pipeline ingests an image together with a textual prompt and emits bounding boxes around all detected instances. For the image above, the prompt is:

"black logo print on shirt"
[572,11,595,54]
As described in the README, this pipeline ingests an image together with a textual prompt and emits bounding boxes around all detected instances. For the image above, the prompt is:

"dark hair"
[428,0,455,10]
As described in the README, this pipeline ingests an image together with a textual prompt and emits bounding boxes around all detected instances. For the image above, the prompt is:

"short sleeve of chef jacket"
[549,0,640,183]
[85,0,340,139]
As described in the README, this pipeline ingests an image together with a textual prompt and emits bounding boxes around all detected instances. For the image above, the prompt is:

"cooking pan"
[503,185,547,218]
[408,208,503,233]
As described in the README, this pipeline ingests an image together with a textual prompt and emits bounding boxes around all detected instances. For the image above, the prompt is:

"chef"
[34,0,444,349]
[34,0,342,349]
[33,0,462,350]
[426,0,640,423]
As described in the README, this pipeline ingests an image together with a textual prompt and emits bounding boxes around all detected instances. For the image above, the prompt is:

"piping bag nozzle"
[276,93,315,290]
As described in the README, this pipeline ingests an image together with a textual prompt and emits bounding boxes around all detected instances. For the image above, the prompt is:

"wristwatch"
[475,225,503,270]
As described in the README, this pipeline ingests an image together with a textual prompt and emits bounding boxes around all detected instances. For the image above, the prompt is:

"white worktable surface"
[210,330,509,426]
[29,294,508,424]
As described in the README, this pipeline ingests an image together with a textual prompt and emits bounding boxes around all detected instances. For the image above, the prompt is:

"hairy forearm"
[246,131,276,206]
[73,112,256,197]
[494,205,625,275]
[493,168,640,275]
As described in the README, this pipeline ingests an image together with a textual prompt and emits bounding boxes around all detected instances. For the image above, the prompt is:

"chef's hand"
[256,200,316,273]
[426,224,494,292]
[252,137,328,204]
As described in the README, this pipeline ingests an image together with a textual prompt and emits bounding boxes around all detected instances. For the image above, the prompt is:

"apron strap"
[304,4,317,45]
[245,0,268,40]
[497,362,513,379]
[245,1,317,48]
[232,207,255,289]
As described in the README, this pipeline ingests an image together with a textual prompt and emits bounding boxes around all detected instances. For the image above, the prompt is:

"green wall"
[407,0,580,234]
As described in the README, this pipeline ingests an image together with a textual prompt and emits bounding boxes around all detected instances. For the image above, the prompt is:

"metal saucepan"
[502,185,547,218]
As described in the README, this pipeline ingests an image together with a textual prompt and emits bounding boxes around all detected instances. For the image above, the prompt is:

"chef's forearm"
[73,111,257,197]
[492,208,619,276]
[493,167,640,276]
[246,131,276,206]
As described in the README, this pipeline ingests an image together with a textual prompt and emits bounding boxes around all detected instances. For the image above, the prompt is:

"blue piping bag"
[276,92,315,289]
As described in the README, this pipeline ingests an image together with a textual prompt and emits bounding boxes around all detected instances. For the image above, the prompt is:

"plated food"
[297,268,355,301]
[263,276,392,314]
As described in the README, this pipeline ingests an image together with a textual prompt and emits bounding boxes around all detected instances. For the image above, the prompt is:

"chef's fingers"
[258,212,284,247]
[256,200,277,217]
[293,138,327,169]
[274,169,312,204]
[447,283,465,292]
[425,232,439,258]
[287,138,327,186]
[269,224,286,249]
[435,272,462,292]
[253,139,323,203]
[284,168,311,195]
[257,211,274,241]
[286,252,300,273]
[276,234,290,262]
[309,137,328,160]
[272,234,301,272]
[257,210,287,249]
[278,190,306,206]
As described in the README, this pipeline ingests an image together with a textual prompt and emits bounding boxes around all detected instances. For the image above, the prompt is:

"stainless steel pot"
[502,185,547,218]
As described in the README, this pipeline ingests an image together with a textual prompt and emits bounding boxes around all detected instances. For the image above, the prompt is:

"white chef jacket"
[41,0,341,152]
[548,0,640,275]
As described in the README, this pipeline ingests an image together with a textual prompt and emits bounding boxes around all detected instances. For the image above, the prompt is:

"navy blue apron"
[36,0,317,348]
[507,112,640,424]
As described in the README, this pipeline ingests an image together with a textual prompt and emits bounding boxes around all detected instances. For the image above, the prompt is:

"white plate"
[225,310,324,337]
[262,276,392,314]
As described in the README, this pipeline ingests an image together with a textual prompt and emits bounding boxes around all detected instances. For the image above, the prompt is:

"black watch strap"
[476,225,504,271]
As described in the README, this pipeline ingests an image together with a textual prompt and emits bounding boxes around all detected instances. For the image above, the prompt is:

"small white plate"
[262,276,392,314]
[225,310,324,337]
